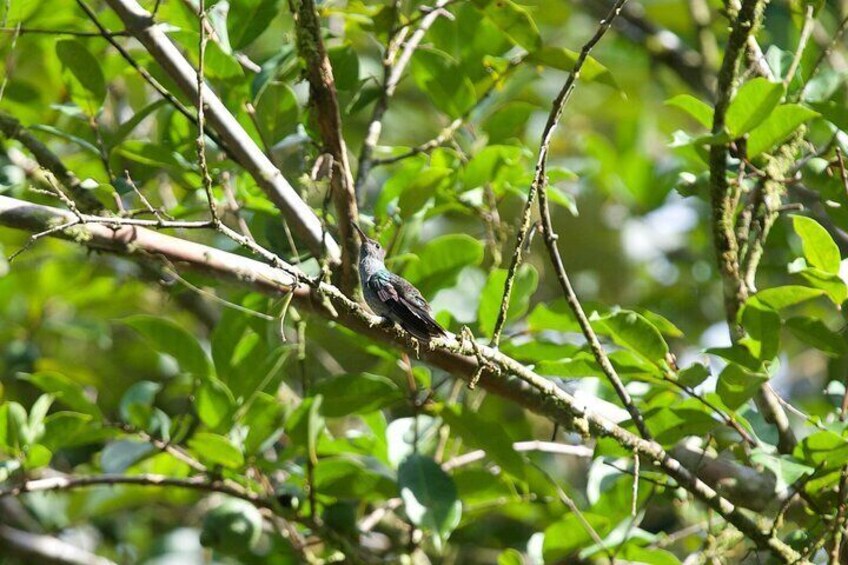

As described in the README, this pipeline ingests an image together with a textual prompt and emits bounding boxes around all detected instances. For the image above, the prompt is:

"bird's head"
[353,222,385,262]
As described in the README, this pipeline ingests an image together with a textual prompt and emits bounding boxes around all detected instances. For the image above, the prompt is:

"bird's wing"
[367,273,445,340]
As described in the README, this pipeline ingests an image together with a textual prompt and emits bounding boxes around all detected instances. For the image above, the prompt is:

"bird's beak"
[352,222,368,240]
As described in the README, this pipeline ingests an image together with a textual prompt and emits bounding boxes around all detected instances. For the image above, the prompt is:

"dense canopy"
[1,0,848,563]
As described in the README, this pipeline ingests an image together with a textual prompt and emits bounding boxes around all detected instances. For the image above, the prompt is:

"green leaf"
[254,82,299,144]
[404,234,485,295]
[593,310,669,367]
[749,285,826,311]
[794,430,848,471]
[124,315,211,378]
[241,392,284,454]
[397,167,452,219]
[6,402,31,450]
[739,302,781,361]
[543,513,610,562]
[463,145,528,192]
[188,432,245,468]
[797,267,847,305]
[749,449,814,492]
[528,299,579,333]
[398,454,462,549]
[313,373,403,417]
[109,99,168,148]
[616,545,681,565]
[313,456,396,500]
[747,104,820,156]
[211,308,251,379]
[716,364,767,410]
[483,101,537,142]
[41,412,110,451]
[526,46,617,90]
[786,317,848,356]
[498,549,524,565]
[441,405,526,480]
[25,444,52,469]
[0,404,9,449]
[19,371,101,418]
[411,49,476,118]
[809,100,848,132]
[792,215,841,274]
[286,396,324,465]
[677,363,710,388]
[665,94,714,128]
[645,399,721,445]
[228,0,279,49]
[197,378,235,429]
[55,39,106,111]
[327,44,360,92]
[478,264,538,337]
[472,0,541,52]
[101,439,156,473]
[119,381,161,428]
[725,78,785,137]
[536,357,601,378]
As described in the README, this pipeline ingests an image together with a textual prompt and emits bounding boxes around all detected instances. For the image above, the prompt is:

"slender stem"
[195,0,219,224]
[784,5,815,87]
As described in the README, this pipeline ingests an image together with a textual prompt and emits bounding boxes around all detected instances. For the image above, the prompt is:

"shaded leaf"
[228,0,279,49]
[56,39,106,111]
[786,317,847,356]
[716,364,767,410]
[124,316,211,378]
[313,373,404,417]
[441,405,526,480]
[19,372,101,418]
[472,0,541,52]
[478,264,538,337]
[398,454,462,548]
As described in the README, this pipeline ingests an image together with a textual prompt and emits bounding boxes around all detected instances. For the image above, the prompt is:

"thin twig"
[196,0,219,224]
[502,0,653,441]
[74,0,211,146]
[488,34,602,348]
[784,5,815,87]
[355,0,452,191]
[0,473,271,507]
[0,26,128,37]
[801,14,848,99]
[371,61,520,167]
[0,22,20,104]
[102,0,337,258]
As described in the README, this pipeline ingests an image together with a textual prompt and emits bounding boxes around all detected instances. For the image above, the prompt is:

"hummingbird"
[353,223,447,341]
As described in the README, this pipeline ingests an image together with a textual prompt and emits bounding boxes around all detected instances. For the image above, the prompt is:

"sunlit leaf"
[725,78,785,136]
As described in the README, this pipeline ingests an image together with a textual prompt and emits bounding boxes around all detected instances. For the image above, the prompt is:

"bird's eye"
[375,243,381,250]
